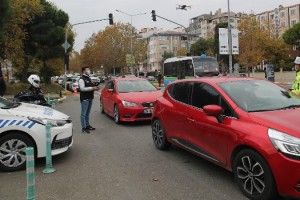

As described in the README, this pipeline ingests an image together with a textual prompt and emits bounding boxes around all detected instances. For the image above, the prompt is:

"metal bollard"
[26,147,36,200]
[51,100,56,109]
[43,124,56,174]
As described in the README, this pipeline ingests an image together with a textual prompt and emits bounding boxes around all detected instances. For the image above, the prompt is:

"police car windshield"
[0,97,11,107]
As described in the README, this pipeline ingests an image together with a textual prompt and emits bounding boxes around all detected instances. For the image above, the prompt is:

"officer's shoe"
[82,128,90,134]
[86,126,96,130]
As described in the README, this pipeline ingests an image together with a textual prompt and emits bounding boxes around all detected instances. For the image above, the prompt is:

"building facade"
[255,4,300,38]
[188,9,245,39]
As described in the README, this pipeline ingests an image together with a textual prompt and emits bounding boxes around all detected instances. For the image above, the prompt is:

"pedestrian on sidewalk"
[0,70,6,97]
[79,67,99,133]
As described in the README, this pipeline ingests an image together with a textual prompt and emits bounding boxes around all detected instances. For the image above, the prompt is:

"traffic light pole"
[152,13,190,53]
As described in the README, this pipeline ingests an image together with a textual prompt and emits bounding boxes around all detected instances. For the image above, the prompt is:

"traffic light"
[151,10,156,21]
[109,13,113,25]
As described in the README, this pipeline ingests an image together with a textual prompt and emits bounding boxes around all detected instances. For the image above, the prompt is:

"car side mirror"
[203,105,223,123]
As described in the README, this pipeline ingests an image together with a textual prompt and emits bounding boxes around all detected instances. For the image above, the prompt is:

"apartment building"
[188,9,245,39]
[255,4,300,37]
[139,28,192,72]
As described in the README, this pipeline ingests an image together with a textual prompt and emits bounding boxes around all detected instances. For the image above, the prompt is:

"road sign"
[62,41,71,50]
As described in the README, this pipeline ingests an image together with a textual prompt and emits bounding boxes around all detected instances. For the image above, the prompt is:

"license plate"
[144,109,152,114]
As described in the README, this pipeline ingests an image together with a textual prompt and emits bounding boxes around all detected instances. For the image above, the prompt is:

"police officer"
[79,67,99,133]
[291,57,300,95]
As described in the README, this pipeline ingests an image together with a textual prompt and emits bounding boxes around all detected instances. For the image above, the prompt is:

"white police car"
[0,97,73,171]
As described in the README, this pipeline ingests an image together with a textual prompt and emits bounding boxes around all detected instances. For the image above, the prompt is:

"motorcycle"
[13,90,52,107]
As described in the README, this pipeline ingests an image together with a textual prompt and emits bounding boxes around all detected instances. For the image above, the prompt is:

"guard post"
[43,124,56,174]
[26,147,36,200]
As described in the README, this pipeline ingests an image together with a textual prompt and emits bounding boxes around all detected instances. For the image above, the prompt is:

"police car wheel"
[0,133,35,172]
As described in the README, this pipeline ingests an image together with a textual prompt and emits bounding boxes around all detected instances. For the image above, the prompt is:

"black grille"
[52,136,72,150]
[136,113,152,118]
[141,102,155,108]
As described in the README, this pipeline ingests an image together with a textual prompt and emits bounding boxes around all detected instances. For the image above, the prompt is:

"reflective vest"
[291,71,300,95]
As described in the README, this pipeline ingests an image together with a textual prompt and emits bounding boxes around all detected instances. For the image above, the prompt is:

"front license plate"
[144,109,152,114]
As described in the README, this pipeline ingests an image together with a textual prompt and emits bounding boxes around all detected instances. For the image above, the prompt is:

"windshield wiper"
[281,90,292,98]
[277,105,300,110]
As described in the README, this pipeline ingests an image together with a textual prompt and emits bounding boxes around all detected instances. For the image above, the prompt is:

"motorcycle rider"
[27,74,47,102]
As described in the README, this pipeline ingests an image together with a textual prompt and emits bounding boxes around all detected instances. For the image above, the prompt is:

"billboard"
[219,28,239,55]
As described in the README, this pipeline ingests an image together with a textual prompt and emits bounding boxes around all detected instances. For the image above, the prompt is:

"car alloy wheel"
[151,119,171,150]
[100,99,104,114]
[0,133,34,172]
[233,149,277,200]
[114,105,120,124]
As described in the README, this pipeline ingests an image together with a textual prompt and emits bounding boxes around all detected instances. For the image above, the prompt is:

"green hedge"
[6,83,63,95]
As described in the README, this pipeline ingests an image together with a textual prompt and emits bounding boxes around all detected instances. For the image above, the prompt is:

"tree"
[0,0,10,51]
[176,47,187,56]
[23,0,72,83]
[236,17,265,74]
[283,22,300,46]
[190,38,214,56]
[79,22,147,75]
[2,0,43,71]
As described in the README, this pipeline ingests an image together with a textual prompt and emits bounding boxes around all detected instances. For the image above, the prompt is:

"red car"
[100,77,162,123]
[151,77,300,200]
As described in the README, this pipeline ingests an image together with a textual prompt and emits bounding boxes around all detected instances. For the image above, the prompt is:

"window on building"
[160,44,169,50]
[261,16,265,21]
[281,22,285,27]
[291,10,296,15]
[230,19,234,22]
[270,14,274,19]
[280,12,285,17]
[291,19,297,26]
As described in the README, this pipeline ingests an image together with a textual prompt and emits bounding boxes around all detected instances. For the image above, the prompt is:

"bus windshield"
[193,57,219,77]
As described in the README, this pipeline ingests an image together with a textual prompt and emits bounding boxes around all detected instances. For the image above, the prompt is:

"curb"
[56,95,66,103]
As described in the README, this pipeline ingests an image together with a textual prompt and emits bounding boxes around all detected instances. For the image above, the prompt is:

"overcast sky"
[49,0,300,52]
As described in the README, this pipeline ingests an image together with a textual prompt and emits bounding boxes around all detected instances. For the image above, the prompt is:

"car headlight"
[122,101,138,107]
[28,117,68,127]
[268,128,300,157]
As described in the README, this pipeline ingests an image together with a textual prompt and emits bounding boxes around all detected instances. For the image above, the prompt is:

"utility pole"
[116,9,146,75]
[227,0,233,75]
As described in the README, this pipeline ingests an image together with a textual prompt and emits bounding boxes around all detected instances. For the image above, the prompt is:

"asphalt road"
[0,91,288,200]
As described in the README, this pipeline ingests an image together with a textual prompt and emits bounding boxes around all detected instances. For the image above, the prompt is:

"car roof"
[173,76,260,85]
[114,77,147,82]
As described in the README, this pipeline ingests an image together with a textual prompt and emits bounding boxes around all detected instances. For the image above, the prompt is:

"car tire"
[0,133,35,172]
[151,119,171,150]
[114,105,121,124]
[233,149,277,200]
[100,99,104,114]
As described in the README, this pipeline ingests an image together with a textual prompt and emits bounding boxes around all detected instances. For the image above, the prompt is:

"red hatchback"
[100,77,162,123]
[151,77,300,200]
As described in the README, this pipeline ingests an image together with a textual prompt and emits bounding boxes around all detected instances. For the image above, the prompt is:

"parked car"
[67,76,80,92]
[100,78,162,123]
[146,75,155,81]
[89,74,100,86]
[151,77,300,200]
[0,97,73,171]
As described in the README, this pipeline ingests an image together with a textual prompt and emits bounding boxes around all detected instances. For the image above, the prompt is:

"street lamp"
[115,9,146,75]
[227,0,233,75]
